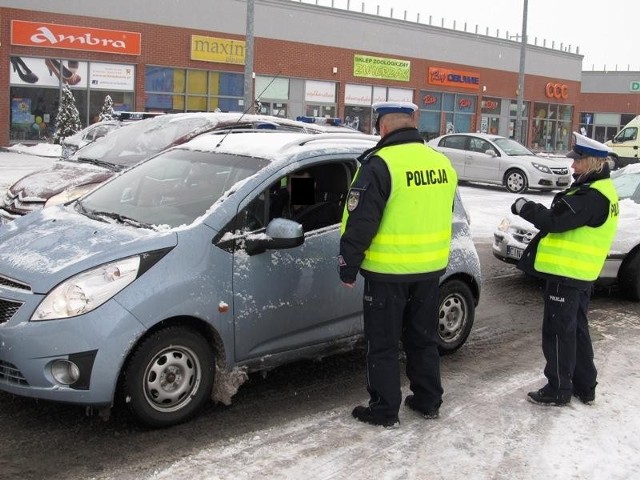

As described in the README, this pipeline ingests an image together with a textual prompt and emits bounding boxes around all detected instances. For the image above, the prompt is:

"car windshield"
[78,149,268,228]
[493,137,535,156]
[612,167,640,202]
[70,115,217,169]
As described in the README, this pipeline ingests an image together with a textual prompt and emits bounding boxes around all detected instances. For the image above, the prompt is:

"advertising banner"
[353,55,411,82]
[191,35,245,65]
[89,62,135,90]
[11,20,141,55]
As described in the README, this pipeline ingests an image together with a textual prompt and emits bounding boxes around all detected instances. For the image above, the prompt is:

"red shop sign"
[423,95,438,105]
[545,82,569,100]
[458,98,472,109]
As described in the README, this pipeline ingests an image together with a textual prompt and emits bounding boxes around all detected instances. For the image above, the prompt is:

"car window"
[493,137,534,156]
[612,171,640,202]
[441,136,466,150]
[616,127,638,143]
[79,149,267,228]
[469,138,493,154]
[226,161,355,236]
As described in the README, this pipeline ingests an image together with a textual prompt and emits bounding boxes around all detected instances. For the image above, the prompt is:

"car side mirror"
[244,218,304,255]
[485,150,497,157]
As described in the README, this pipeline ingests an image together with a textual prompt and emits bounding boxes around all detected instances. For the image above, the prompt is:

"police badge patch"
[347,190,360,211]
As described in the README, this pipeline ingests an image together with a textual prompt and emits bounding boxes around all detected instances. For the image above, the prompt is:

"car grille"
[550,167,569,175]
[1,190,45,216]
[512,228,535,245]
[0,275,32,292]
[0,360,29,386]
[0,298,23,325]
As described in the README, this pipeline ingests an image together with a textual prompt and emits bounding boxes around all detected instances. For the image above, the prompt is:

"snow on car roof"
[179,131,379,161]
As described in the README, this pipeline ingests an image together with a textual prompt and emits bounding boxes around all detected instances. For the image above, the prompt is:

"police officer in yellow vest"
[338,101,458,427]
[511,132,618,406]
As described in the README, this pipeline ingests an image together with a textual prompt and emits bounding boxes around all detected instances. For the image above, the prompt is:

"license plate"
[507,245,524,259]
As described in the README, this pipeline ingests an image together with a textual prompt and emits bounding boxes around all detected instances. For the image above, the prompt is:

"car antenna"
[216,71,282,148]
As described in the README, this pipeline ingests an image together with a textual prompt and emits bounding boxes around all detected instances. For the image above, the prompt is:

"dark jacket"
[339,127,447,283]
[516,164,612,289]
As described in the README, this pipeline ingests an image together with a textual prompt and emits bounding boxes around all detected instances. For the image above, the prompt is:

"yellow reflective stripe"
[540,237,608,257]
[365,248,450,265]
[369,230,450,245]
[536,252,600,274]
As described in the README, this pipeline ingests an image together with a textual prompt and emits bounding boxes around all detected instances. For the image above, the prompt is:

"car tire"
[437,279,475,354]
[121,326,215,428]
[619,250,640,301]
[504,169,528,193]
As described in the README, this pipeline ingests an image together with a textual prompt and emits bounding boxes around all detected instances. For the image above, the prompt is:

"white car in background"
[428,133,571,194]
[492,164,640,300]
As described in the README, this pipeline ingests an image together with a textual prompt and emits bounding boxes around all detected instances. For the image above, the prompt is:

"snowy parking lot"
[0,146,639,480]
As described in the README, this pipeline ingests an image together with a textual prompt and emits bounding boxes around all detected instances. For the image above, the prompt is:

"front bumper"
[0,290,145,406]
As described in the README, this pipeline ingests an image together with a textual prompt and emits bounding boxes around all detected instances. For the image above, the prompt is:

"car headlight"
[532,162,551,174]
[32,256,141,321]
[497,218,511,232]
[45,183,102,208]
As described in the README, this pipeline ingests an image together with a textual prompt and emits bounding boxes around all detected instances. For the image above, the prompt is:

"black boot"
[405,395,441,419]
[11,57,38,83]
[352,405,399,428]
[573,383,597,405]
[527,385,571,406]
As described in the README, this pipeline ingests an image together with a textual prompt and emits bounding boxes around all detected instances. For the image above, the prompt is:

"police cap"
[373,101,418,131]
[566,132,611,159]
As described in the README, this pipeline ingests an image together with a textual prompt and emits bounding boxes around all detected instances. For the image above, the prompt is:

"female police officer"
[511,132,619,406]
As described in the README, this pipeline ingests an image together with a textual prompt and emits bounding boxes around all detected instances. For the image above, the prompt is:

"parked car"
[0,112,331,224]
[0,130,482,427]
[605,115,640,169]
[428,133,572,194]
[492,163,640,300]
[59,112,165,159]
[60,120,123,159]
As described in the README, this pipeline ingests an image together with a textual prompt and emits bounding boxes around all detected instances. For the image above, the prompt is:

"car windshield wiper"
[78,204,153,229]
[72,157,121,171]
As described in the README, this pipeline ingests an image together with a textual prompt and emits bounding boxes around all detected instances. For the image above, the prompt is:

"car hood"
[0,205,177,293]
[9,161,115,199]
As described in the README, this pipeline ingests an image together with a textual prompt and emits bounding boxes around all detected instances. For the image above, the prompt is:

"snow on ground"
[1,150,639,479]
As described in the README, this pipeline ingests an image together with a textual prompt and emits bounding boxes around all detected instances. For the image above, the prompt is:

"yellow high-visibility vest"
[342,142,457,275]
[534,179,619,281]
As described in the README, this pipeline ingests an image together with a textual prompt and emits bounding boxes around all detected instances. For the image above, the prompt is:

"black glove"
[511,197,529,215]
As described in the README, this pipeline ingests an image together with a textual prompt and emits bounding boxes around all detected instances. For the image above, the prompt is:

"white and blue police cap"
[373,101,418,130]
[567,132,612,159]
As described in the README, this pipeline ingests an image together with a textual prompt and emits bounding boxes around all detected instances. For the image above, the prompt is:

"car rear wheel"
[619,250,640,301]
[121,326,215,427]
[607,154,620,171]
[504,169,528,193]
[437,279,475,354]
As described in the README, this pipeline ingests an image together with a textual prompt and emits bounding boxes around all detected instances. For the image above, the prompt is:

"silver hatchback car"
[0,131,481,427]
[428,133,571,193]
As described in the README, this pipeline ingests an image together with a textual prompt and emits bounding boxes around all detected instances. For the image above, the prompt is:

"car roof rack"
[113,111,165,121]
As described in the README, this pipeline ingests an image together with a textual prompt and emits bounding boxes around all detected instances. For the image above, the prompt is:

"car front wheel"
[619,250,640,301]
[437,279,475,354]
[504,169,528,193]
[121,326,215,428]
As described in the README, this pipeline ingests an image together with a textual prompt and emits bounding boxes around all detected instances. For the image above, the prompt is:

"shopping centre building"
[1,0,639,151]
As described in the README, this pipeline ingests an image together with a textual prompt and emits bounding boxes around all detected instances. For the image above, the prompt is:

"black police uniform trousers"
[362,277,443,419]
[542,280,597,396]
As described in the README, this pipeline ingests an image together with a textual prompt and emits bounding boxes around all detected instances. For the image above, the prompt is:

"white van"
[606,115,640,169]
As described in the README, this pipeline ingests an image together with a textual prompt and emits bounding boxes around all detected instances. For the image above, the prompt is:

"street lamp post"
[243,0,255,113]
[515,0,528,144]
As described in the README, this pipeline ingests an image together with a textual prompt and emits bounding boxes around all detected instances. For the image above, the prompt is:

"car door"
[612,126,639,162]
[463,137,500,182]
[437,135,469,179]
[229,159,363,362]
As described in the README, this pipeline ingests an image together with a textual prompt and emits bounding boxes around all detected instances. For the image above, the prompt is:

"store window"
[532,102,573,152]
[145,66,243,113]
[418,91,477,140]
[255,76,289,117]
[9,56,135,142]
[509,100,529,145]
[344,84,413,133]
[480,97,502,135]
[304,80,337,118]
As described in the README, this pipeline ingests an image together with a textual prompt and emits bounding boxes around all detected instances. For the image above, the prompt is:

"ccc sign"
[545,82,569,99]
